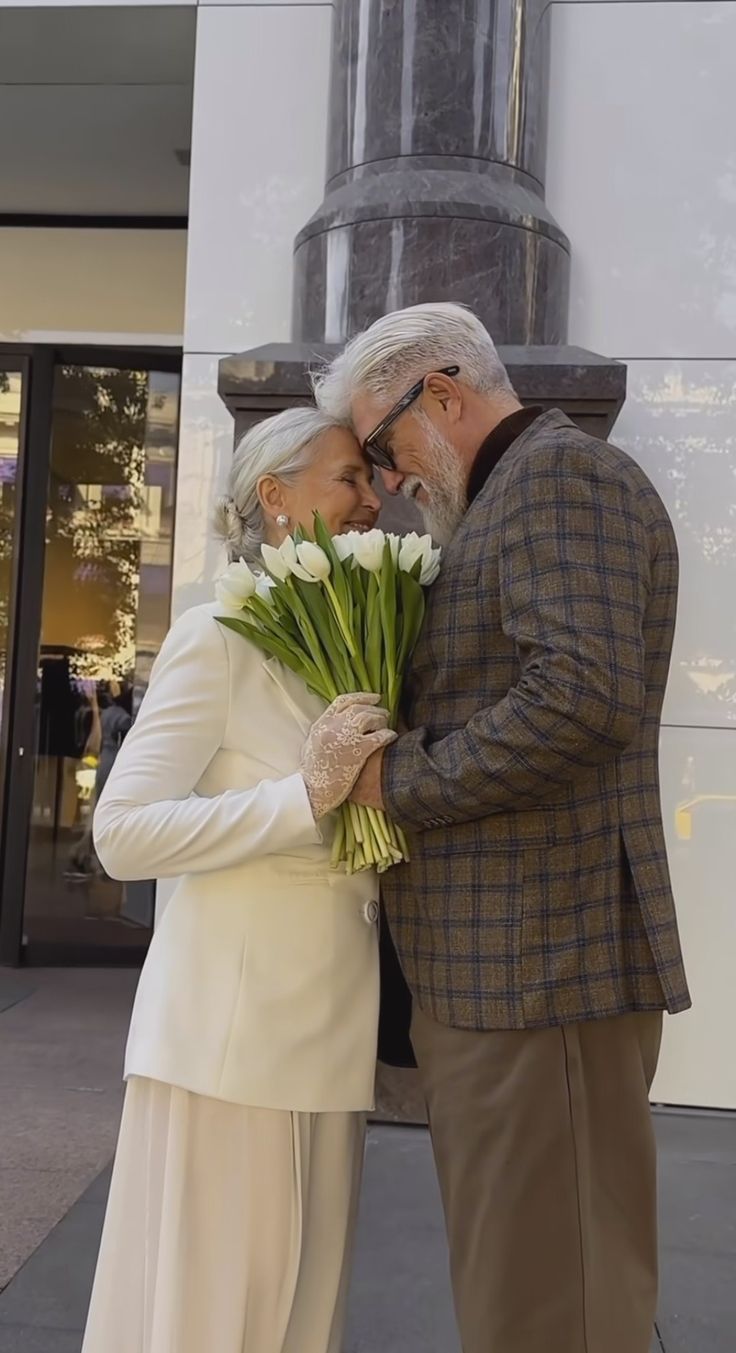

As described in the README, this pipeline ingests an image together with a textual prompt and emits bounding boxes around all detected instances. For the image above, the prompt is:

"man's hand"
[349,746,386,810]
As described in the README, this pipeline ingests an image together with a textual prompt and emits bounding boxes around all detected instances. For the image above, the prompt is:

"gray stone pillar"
[293,0,569,345]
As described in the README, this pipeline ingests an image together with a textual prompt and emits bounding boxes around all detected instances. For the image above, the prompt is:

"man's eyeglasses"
[362,365,460,471]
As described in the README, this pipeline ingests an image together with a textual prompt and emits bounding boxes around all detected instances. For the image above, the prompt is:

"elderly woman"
[81,408,390,1353]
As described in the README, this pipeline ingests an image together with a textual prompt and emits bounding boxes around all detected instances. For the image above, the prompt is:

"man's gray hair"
[312,302,515,420]
[213,405,339,563]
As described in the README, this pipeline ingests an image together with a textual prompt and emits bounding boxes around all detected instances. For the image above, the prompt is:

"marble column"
[292,0,569,346]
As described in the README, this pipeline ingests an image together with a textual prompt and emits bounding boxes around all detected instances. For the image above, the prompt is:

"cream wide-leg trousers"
[81,1076,366,1353]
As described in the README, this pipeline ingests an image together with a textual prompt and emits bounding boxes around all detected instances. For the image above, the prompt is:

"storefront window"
[21,363,179,956]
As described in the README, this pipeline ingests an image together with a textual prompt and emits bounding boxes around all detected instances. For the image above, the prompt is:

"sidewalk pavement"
[0,971,734,1351]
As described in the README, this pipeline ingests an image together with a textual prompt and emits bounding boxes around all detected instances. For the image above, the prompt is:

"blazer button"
[363,900,379,925]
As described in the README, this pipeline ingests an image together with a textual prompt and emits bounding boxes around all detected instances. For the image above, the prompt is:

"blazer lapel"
[262,658,326,736]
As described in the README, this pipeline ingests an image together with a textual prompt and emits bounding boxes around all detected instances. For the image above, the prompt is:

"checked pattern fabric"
[381,410,690,1031]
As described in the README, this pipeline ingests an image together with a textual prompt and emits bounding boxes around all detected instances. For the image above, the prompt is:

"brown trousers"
[411,1004,663,1353]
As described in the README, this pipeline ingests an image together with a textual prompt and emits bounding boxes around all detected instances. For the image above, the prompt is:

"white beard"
[402,411,467,545]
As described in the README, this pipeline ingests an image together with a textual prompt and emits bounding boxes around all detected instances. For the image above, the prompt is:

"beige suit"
[82,602,379,1353]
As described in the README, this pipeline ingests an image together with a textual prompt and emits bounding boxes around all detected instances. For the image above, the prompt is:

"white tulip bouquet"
[215,515,441,874]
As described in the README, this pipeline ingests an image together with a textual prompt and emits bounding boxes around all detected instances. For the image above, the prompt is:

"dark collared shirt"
[466,406,544,505]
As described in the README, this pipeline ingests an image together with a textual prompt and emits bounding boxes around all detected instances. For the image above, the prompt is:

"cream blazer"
[93,602,380,1112]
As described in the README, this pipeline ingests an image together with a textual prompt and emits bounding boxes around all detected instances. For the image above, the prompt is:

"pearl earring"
[276,514,289,528]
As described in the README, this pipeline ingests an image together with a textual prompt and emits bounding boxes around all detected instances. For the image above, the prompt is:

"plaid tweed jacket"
[381,409,691,1031]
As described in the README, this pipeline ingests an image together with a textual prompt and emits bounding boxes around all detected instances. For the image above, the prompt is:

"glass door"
[21,362,180,961]
[0,347,181,965]
[0,348,53,966]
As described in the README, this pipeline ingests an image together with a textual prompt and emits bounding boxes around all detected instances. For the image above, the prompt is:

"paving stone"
[655,1110,736,1165]
[346,1126,460,1353]
[0,1220,62,1301]
[1,1112,735,1352]
[658,1157,736,1254]
[0,971,132,1292]
[0,975,36,1016]
[76,1166,112,1208]
[0,1325,82,1352]
[658,1248,736,1353]
[0,1205,103,1333]
[0,1170,96,1293]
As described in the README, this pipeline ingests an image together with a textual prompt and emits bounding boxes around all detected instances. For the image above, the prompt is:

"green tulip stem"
[358,808,376,866]
[348,801,364,845]
[323,579,356,653]
[324,580,374,692]
[330,813,346,871]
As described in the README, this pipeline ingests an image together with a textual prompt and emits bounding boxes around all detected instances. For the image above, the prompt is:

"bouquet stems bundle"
[215,516,441,874]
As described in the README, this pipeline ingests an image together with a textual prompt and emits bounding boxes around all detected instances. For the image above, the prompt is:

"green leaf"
[305,583,356,693]
[215,615,323,688]
[285,576,339,698]
[379,540,398,684]
[312,513,335,557]
[364,573,384,697]
[397,572,426,672]
[269,595,301,641]
[312,514,349,610]
[246,595,291,637]
[350,564,367,612]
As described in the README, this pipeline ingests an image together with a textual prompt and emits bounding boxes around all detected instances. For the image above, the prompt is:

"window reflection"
[620,365,736,725]
[23,364,179,955]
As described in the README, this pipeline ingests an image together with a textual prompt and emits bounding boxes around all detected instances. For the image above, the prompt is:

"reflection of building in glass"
[41,367,178,686]
[0,376,22,464]
[1,359,181,961]
[621,367,736,726]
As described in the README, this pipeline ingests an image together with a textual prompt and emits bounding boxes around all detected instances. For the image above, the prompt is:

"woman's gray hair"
[213,406,340,564]
[311,302,515,421]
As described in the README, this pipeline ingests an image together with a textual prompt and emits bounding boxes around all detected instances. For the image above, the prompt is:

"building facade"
[0,0,734,1109]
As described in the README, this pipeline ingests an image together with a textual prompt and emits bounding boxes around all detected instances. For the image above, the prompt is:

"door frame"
[0,347,54,965]
[0,343,182,966]
[0,351,31,824]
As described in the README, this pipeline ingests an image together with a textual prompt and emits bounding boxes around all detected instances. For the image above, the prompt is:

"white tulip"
[386,533,402,565]
[333,531,360,562]
[215,559,257,611]
[397,532,424,572]
[295,541,332,583]
[255,573,277,605]
[279,535,299,571]
[261,542,291,581]
[419,547,442,586]
[397,532,442,585]
[351,528,386,573]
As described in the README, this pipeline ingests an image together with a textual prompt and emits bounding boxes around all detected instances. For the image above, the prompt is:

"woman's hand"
[300,693,396,819]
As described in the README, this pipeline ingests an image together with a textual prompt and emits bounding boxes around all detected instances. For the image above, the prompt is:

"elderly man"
[313,303,690,1353]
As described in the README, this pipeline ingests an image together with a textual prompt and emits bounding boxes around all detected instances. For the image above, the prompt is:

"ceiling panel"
[0,7,196,85]
[0,85,193,214]
[0,6,194,215]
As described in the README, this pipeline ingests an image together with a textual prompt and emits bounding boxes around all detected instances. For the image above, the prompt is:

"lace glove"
[300,693,397,820]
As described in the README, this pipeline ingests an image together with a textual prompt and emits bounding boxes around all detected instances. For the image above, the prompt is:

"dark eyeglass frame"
[362,365,460,471]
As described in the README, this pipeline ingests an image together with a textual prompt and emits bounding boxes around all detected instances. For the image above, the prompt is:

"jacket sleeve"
[382,444,652,831]
[93,606,320,880]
